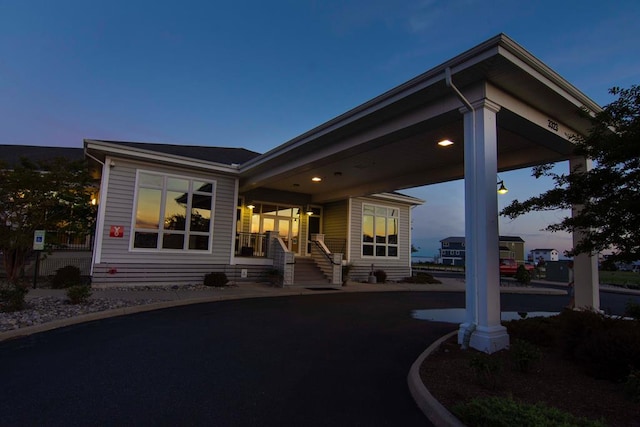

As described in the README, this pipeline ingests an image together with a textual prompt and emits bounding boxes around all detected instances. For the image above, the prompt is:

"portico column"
[569,156,600,310]
[458,99,509,353]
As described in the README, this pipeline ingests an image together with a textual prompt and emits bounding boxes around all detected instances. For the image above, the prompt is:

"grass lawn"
[599,270,640,287]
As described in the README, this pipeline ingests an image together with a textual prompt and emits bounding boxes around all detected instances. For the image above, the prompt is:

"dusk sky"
[2,1,639,258]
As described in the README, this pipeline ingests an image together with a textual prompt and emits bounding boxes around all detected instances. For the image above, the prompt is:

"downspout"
[445,67,479,349]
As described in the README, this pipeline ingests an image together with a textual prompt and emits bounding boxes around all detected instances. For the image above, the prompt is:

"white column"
[569,156,600,310]
[458,99,509,354]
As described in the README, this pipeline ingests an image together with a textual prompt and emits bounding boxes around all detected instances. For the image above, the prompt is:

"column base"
[458,323,509,354]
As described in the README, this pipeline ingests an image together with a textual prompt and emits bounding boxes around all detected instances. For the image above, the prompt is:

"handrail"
[311,240,341,265]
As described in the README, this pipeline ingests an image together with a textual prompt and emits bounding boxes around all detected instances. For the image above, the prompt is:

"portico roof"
[238,33,601,203]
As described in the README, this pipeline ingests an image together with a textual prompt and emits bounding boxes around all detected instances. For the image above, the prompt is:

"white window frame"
[361,203,400,258]
[130,170,216,252]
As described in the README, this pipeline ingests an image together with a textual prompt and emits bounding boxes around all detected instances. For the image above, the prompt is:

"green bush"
[556,310,640,381]
[66,285,92,304]
[453,396,605,427]
[624,368,640,403]
[51,265,82,289]
[510,339,541,373]
[403,272,442,284]
[515,265,531,285]
[469,353,503,390]
[203,272,229,287]
[373,269,387,283]
[0,283,28,312]
[505,316,559,348]
[625,300,640,320]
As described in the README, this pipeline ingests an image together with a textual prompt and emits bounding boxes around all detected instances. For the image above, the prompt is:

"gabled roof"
[87,140,261,165]
[0,145,85,167]
[441,237,465,243]
[500,236,525,242]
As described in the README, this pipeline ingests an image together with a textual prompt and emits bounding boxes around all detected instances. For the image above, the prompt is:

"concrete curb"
[408,330,466,427]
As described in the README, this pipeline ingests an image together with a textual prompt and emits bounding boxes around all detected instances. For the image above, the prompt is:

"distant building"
[530,248,559,263]
[439,236,526,266]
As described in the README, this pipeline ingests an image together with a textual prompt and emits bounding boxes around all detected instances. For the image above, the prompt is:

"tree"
[0,157,96,283]
[501,85,640,262]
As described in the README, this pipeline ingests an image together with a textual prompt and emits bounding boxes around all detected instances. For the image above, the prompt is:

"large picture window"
[132,171,215,251]
[362,204,399,257]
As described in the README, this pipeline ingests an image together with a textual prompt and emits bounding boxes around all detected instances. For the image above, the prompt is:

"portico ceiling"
[238,33,601,203]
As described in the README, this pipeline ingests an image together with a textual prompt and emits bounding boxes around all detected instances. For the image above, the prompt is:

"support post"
[569,156,600,310]
[458,99,509,353]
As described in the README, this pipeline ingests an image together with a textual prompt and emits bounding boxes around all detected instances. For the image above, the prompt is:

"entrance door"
[307,210,321,255]
[262,216,299,253]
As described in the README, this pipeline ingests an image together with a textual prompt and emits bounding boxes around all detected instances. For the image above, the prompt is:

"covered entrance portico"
[238,34,602,353]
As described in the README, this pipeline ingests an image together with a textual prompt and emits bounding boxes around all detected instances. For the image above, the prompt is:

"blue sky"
[2,0,639,258]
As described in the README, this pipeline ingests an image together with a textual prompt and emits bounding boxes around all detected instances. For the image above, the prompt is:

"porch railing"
[235,232,267,257]
[323,238,346,254]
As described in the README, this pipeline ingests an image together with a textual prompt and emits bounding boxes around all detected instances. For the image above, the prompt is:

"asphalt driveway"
[1,290,634,426]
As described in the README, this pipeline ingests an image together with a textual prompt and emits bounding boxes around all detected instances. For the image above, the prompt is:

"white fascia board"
[84,140,240,174]
[496,39,602,114]
[367,192,425,205]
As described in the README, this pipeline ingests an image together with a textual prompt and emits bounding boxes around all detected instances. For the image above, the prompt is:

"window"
[362,204,398,257]
[132,171,215,251]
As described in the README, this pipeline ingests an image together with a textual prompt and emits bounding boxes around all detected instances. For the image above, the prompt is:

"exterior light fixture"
[311,177,322,182]
[306,205,314,215]
[497,180,508,195]
[437,139,454,147]
[91,197,97,206]
[247,203,255,210]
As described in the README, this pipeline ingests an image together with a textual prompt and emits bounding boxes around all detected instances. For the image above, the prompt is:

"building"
[85,139,423,286]
[440,236,526,266]
[5,33,605,352]
[530,248,559,263]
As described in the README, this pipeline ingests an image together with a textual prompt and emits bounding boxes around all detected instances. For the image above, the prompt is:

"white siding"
[347,197,412,282]
[93,157,238,284]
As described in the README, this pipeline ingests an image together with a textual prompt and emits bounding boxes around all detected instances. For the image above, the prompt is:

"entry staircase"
[293,257,333,287]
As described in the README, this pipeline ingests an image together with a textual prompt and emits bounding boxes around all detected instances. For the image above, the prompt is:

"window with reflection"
[362,204,399,257]
[133,171,215,251]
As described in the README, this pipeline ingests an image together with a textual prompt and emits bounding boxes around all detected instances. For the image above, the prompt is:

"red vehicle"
[499,258,535,276]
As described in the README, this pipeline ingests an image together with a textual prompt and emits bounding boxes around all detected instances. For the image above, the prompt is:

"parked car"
[499,258,535,276]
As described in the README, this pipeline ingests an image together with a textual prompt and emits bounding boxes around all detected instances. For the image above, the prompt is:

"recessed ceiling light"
[312,177,322,182]
[438,139,454,147]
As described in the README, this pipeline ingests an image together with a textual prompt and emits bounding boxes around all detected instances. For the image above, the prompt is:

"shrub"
[624,368,640,403]
[66,285,92,304]
[51,265,82,289]
[505,316,559,348]
[453,396,606,427]
[510,339,541,373]
[469,353,502,390]
[0,283,28,312]
[625,300,640,320]
[373,269,387,283]
[204,272,229,287]
[403,272,442,284]
[556,310,640,381]
[515,265,531,285]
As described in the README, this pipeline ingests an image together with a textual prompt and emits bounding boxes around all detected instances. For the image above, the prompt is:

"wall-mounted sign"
[110,225,125,238]
[33,230,46,250]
